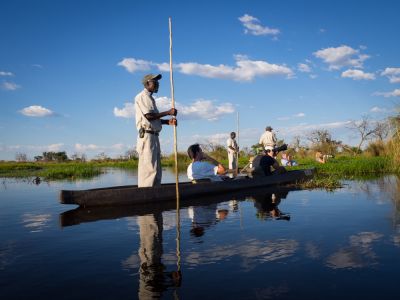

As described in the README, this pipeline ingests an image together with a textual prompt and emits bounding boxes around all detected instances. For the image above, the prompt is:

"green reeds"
[0,162,102,179]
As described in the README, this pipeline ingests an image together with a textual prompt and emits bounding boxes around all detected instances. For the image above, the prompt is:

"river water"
[1,169,400,299]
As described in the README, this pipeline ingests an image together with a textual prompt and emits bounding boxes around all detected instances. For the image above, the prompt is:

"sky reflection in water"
[1,170,400,299]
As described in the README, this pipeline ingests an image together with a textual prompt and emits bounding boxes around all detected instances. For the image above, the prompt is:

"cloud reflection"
[21,214,51,232]
[326,232,383,269]
[186,239,298,270]
[0,241,17,270]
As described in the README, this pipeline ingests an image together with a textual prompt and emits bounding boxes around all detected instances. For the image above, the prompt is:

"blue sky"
[1,0,399,160]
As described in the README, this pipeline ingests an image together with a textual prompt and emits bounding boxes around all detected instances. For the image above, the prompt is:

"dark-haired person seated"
[251,148,286,176]
[187,144,226,182]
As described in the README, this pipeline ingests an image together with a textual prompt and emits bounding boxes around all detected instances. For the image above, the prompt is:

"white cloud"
[1,81,20,90]
[1,143,64,153]
[110,143,125,151]
[0,71,14,76]
[114,96,235,121]
[373,89,400,98]
[341,69,375,80]
[74,143,128,155]
[19,105,54,117]
[277,112,305,121]
[47,143,64,152]
[370,106,388,113]
[381,67,400,83]
[313,45,370,70]
[117,58,152,73]
[298,63,311,73]
[158,96,235,121]
[113,102,135,118]
[118,55,294,82]
[191,132,230,145]
[75,143,99,152]
[277,116,290,121]
[280,120,352,136]
[176,56,294,81]
[238,14,280,36]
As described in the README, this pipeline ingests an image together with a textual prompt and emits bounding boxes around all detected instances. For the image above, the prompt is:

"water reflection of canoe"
[60,169,314,207]
[60,185,301,227]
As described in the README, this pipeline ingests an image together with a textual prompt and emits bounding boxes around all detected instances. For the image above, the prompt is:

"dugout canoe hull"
[59,168,314,207]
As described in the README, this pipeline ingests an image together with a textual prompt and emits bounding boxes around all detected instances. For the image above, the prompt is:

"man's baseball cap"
[265,126,273,131]
[142,74,162,85]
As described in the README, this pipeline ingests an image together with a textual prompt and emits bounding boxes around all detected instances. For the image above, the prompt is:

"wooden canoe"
[59,168,314,207]
[59,185,300,227]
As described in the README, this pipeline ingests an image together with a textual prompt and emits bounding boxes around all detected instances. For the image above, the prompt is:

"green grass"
[0,161,102,180]
[290,156,393,178]
[1,155,397,184]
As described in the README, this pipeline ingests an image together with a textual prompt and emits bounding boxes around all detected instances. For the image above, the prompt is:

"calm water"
[1,169,400,300]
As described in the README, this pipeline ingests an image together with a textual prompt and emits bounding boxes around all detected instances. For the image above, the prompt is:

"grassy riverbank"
[0,155,396,183]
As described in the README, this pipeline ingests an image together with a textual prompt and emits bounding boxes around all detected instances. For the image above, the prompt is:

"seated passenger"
[315,151,331,164]
[280,153,298,166]
[187,144,226,182]
[252,149,286,176]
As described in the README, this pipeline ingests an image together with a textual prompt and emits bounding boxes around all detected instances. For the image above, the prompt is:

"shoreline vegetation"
[2,112,399,189]
[0,155,397,189]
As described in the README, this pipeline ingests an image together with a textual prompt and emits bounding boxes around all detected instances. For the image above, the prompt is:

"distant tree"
[71,153,86,162]
[95,152,109,161]
[34,155,43,162]
[15,152,27,162]
[125,149,138,160]
[291,135,302,151]
[42,151,68,162]
[251,143,264,155]
[372,120,390,141]
[306,129,341,155]
[347,116,377,153]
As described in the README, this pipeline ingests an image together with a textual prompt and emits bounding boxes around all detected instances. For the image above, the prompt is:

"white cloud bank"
[114,96,235,121]
[117,55,294,82]
[277,112,305,121]
[373,89,400,98]
[341,69,375,80]
[0,71,14,76]
[381,67,400,83]
[370,106,389,113]
[19,105,54,117]
[238,14,280,36]
[298,63,311,73]
[1,81,20,90]
[117,58,152,73]
[74,143,128,153]
[313,45,370,70]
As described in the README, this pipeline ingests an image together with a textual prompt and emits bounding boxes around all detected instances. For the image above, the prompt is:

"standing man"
[259,126,277,151]
[135,74,177,187]
[226,132,239,170]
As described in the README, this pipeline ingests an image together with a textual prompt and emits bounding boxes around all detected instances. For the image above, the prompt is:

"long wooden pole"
[169,17,181,274]
[236,111,239,175]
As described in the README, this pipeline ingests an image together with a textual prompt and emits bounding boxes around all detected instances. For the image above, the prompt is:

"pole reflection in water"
[137,212,181,299]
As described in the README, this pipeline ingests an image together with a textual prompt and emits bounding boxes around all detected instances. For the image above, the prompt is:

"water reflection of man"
[251,191,290,221]
[137,213,181,299]
[188,204,229,237]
